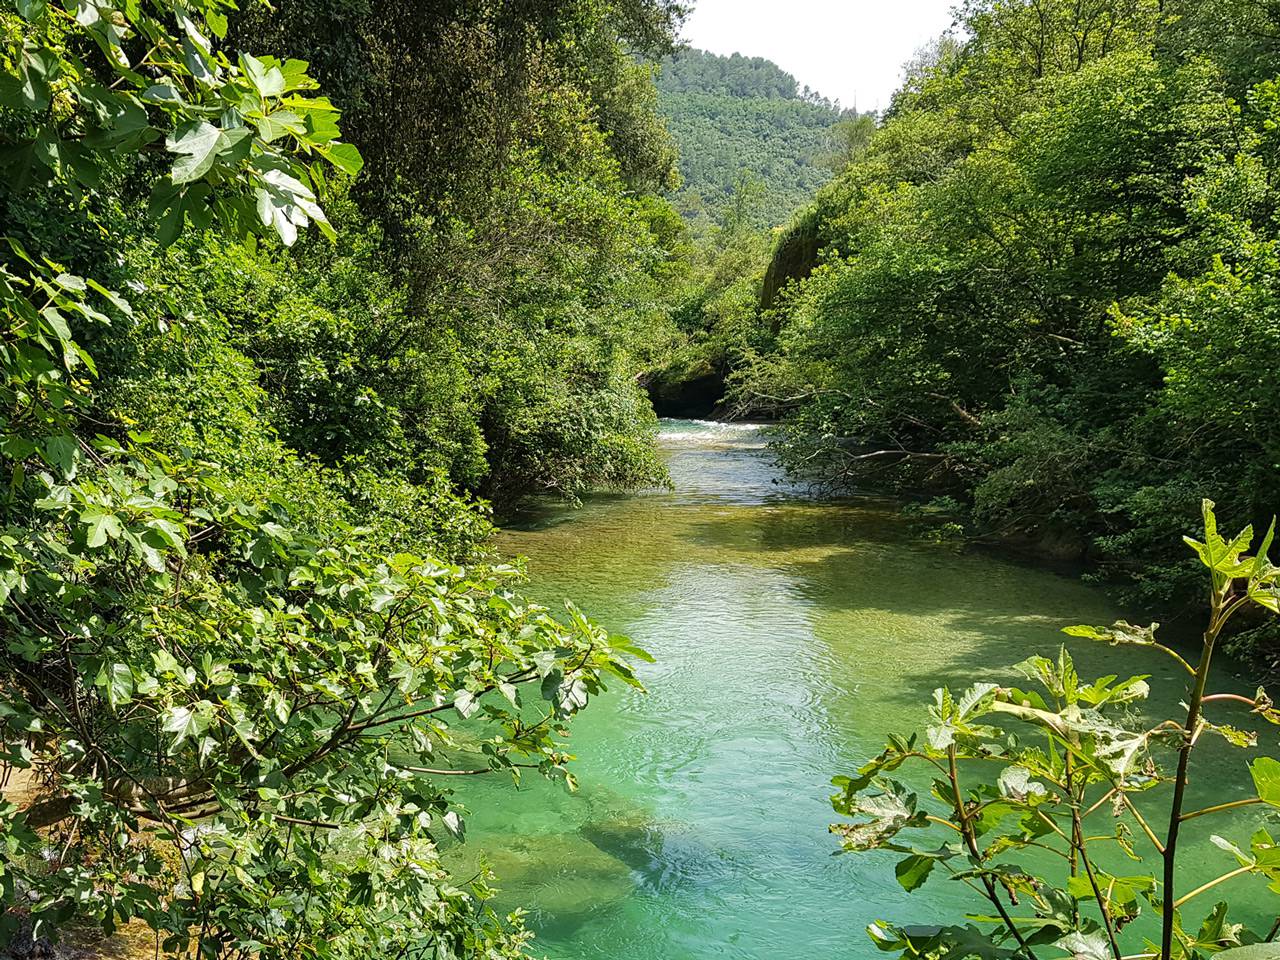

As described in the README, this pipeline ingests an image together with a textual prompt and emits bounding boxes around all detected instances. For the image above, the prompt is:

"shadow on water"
[677,504,1102,630]
[450,809,746,947]
[505,492,639,532]
[444,828,636,941]
[578,818,661,876]
[676,501,904,554]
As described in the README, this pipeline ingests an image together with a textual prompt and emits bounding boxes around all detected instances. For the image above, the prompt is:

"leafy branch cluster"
[1,0,672,956]
[833,502,1280,960]
[716,0,1280,643]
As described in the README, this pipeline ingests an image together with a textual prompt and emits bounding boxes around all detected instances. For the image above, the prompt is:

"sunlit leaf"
[167,121,225,184]
[1251,757,1280,807]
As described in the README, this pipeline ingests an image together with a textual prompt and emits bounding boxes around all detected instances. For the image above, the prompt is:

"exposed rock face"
[761,210,821,316]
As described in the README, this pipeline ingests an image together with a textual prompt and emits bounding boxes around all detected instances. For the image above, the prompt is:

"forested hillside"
[723,0,1280,663]
[655,47,849,230]
[0,1,682,954]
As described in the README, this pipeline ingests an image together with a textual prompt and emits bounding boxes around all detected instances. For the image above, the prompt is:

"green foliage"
[232,0,685,230]
[0,0,358,246]
[0,0,683,956]
[5,439,643,954]
[730,0,1280,637]
[832,504,1280,960]
[822,113,876,172]
[644,180,776,416]
[230,6,682,509]
[656,49,827,100]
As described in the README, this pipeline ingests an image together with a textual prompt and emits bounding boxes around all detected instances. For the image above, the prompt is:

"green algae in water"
[449,419,1280,959]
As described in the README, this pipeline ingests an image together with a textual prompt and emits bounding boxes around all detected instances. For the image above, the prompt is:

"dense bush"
[0,0,681,955]
[732,0,1280,652]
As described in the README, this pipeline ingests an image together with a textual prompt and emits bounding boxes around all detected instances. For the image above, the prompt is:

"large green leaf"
[927,682,998,748]
[319,141,363,176]
[453,689,478,719]
[1063,620,1159,647]
[1251,757,1280,807]
[1211,946,1280,960]
[1056,931,1112,960]
[996,765,1047,801]
[241,53,285,98]
[254,167,334,245]
[15,0,47,21]
[895,854,937,892]
[167,120,225,184]
[1185,500,1259,587]
[17,44,56,111]
[831,779,928,851]
[255,110,305,144]
[94,662,134,708]
[162,702,213,747]
[81,506,121,548]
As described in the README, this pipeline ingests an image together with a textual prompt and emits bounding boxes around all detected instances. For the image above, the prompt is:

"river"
[449,419,1276,959]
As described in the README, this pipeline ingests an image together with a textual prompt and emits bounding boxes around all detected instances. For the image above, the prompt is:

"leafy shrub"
[832,503,1280,960]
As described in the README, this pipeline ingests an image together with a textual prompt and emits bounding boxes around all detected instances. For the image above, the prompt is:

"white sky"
[679,0,958,111]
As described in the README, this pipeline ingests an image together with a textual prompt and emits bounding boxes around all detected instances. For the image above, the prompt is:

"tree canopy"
[723,0,1280,670]
[0,0,681,955]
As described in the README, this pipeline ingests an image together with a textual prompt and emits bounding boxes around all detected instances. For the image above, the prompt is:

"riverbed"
[450,419,1276,959]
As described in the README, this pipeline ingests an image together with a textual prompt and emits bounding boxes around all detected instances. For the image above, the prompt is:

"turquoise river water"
[448,419,1278,959]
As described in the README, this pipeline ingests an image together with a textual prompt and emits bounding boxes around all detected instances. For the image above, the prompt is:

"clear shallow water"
[450,419,1278,958]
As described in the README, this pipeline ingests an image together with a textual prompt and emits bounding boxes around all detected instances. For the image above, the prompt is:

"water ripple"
[459,419,1271,960]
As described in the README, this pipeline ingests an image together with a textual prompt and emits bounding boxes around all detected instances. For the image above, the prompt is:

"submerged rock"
[578,816,662,877]
[451,830,636,921]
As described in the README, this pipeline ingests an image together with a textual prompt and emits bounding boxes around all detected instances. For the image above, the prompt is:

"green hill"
[655,48,849,230]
